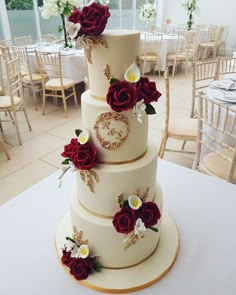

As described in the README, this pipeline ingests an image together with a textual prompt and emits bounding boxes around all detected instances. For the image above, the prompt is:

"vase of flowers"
[41,0,81,48]
[182,0,199,31]
[139,2,157,33]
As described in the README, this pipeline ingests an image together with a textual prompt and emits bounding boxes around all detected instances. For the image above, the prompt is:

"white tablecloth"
[0,159,236,295]
[28,44,86,84]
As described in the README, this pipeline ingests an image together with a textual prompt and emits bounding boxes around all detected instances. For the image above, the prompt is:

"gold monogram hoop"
[94,112,130,150]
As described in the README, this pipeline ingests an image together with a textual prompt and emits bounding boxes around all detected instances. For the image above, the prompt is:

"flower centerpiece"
[181,0,199,30]
[104,62,162,123]
[59,129,99,192]
[41,0,81,48]
[112,189,161,250]
[61,226,101,280]
[139,2,157,32]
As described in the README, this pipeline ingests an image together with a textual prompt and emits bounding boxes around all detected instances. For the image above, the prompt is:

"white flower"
[64,240,75,252]
[66,21,81,39]
[134,218,147,237]
[124,63,141,83]
[139,3,157,22]
[41,0,81,18]
[133,99,146,123]
[78,129,89,144]
[128,195,142,210]
[78,244,89,259]
[61,161,76,172]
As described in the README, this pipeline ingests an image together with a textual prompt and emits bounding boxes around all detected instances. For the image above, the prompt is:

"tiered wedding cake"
[56,29,178,292]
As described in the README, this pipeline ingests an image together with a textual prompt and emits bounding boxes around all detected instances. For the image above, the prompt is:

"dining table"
[0,159,236,295]
[27,43,87,84]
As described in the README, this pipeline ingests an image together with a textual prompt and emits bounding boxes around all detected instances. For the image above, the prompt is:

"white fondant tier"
[70,183,163,268]
[87,30,140,99]
[81,90,148,163]
[76,142,157,217]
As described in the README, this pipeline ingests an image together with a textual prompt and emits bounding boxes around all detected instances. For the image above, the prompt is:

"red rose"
[136,202,161,228]
[107,81,138,112]
[61,139,97,170]
[69,3,110,37]
[61,250,73,267]
[112,207,136,234]
[136,77,162,104]
[69,258,94,280]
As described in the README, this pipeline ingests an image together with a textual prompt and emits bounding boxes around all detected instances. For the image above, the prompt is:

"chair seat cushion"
[201,148,236,181]
[168,118,198,139]
[45,78,75,90]
[0,96,22,108]
[23,73,47,83]
[167,53,186,60]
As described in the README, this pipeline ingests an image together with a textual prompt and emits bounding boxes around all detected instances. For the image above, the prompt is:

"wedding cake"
[55,3,178,292]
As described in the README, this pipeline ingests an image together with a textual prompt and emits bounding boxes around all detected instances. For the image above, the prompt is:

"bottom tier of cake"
[69,182,163,269]
[55,210,179,293]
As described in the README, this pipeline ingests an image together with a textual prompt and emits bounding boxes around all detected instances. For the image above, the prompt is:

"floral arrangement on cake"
[139,2,157,22]
[112,189,161,250]
[41,0,81,48]
[104,62,162,123]
[61,226,101,280]
[59,129,99,192]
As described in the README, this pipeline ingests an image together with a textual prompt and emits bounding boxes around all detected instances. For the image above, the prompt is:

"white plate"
[211,80,236,90]
[213,91,236,103]
[229,74,236,82]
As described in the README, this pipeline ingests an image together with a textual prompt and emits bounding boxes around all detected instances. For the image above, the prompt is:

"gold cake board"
[55,210,179,293]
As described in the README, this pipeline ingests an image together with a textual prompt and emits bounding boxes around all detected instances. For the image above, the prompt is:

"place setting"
[209,78,236,103]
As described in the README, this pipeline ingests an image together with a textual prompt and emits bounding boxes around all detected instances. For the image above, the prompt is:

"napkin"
[212,80,235,89]
[223,92,236,101]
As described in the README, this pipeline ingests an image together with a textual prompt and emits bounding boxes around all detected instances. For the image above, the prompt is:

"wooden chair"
[14,35,32,46]
[0,57,32,145]
[192,93,236,183]
[219,26,230,56]
[0,130,10,160]
[198,26,224,60]
[140,33,163,76]
[158,68,198,159]
[0,39,13,47]
[13,46,47,111]
[0,55,4,95]
[35,51,78,117]
[216,57,236,80]
[191,60,218,118]
[0,45,14,61]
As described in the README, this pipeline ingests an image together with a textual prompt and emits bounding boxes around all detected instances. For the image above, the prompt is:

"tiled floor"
[0,72,196,205]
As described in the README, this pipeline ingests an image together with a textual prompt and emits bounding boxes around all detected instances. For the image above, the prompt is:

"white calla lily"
[124,63,141,83]
[66,21,81,39]
[134,218,147,237]
[78,244,90,259]
[78,129,89,145]
[128,195,142,210]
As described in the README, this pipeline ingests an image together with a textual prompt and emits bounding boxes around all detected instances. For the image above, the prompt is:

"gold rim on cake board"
[55,210,179,293]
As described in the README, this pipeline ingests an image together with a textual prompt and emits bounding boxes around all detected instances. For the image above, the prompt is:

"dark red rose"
[69,257,94,280]
[136,202,161,228]
[107,81,138,112]
[61,250,73,266]
[112,207,136,234]
[136,77,162,104]
[69,3,110,37]
[61,139,97,170]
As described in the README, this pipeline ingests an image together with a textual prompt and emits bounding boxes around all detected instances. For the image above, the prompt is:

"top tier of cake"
[87,29,141,99]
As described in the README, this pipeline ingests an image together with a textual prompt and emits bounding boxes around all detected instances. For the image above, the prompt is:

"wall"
[161,0,236,55]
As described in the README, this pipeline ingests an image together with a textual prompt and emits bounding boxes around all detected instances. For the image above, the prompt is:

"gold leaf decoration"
[103,64,111,81]
[117,193,123,208]
[84,36,108,64]
[124,234,139,251]
[80,169,99,193]
[72,226,88,245]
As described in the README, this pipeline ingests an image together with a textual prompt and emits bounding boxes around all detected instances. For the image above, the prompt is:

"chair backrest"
[12,46,29,75]
[191,60,218,117]
[0,55,4,94]
[163,67,170,134]
[35,51,62,82]
[14,35,32,46]
[4,57,24,100]
[220,26,230,44]
[0,45,14,61]
[39,34,58,43]
[143,33,163,55]
[185,30,200,61]
[0,39,13,47]
[194,93,236,182]
[216,57,236,79]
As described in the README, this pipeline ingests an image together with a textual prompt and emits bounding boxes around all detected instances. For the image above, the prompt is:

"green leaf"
[75,129,83,137]
[93,261,102,272]
[65,237,76,244]
[149,226,158,232]
[145,103,156,115]
[58,25,63,33]
[122,200,129,207]
[110,78,120,84]
[61,158,70,165]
